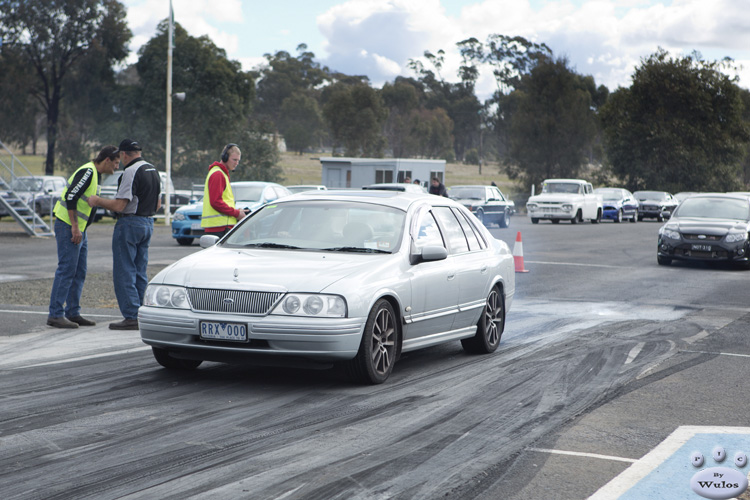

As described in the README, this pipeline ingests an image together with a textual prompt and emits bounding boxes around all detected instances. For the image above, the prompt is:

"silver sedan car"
[139,190,515,384]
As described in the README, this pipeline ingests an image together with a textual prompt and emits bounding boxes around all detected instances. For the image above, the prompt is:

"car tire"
[346,299,398,385]
[462,286,504,354]
[638,215,643,221]
[176,238,194,246]
[571,210,582,224]
[498,210,510,228]
[591,209,601,224]
[152,347,202,369]
[531,218,539,224]
[630,210,638,223]
[615,209,623,223]
[657,255,672,266]
[657,213,664,222]
[476,209,486,226]
[34,203,44,217]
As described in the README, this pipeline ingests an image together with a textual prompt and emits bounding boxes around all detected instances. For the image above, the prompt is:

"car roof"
[232,181,285,187]
[450,185,494,189]
[684,192,750,201]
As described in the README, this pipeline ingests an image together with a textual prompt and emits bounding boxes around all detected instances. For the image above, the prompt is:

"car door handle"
[480,266,488,274]
[447,274,455,280]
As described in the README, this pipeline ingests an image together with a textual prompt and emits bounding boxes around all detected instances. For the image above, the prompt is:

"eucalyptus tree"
[600,49,750,192]
[0,0,131,174]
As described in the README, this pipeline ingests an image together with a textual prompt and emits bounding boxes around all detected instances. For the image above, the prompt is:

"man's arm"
[87,195,128,213]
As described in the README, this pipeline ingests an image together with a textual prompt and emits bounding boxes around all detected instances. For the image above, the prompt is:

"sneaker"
[47,316,79,329]
[66,315,96,326]
[109,318,139,330]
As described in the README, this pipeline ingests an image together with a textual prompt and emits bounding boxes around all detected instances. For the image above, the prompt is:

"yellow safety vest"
[201,166,237,228]
[53,162,98,230]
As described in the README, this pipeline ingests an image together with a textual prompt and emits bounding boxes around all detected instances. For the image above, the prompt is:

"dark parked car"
[448,185,513,228]
[594,187,639,223]
[633,190,678,221]
[657,193,750,269]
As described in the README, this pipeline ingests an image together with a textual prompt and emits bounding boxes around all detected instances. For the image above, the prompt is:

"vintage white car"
[526,179,603,224]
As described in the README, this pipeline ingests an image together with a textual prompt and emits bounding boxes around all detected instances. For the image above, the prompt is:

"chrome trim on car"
[187,288,283,315]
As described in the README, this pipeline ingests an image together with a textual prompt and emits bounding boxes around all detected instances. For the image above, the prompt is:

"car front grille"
[187,288,283,315]
[682,233,722,241]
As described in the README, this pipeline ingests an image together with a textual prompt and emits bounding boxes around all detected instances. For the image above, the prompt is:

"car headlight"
[526,203,537,211]
[272,293,347,317]
[726,232,748,243]
[661,228,681,240]
[144,285,191,309]
[173,211,186,221]
[562,204,573,211]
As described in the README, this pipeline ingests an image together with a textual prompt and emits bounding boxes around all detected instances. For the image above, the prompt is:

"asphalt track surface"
[1,215,749,499]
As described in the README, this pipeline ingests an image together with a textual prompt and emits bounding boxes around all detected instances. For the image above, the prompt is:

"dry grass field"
[6,151,525,200]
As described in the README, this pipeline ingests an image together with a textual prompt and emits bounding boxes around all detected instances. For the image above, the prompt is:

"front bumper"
[171,219,204,239]
[658,237,750,264]
[138,306,365,364]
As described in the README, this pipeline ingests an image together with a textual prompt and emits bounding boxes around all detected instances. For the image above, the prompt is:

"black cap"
[118,138,142,152]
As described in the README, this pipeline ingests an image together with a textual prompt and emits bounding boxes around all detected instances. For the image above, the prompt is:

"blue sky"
[121,0,750,100]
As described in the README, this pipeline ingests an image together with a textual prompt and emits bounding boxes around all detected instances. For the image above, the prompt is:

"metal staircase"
[0,140,54,237]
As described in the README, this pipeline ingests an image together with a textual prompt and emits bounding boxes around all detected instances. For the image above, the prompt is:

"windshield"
[11,178,43,192]
[595,189,623,201]
[634,191,667,200]
[674,197,750,220]
[542,182,581,194]
[450,187,484,200]
[232,184,264,202]
[224,200,406,253]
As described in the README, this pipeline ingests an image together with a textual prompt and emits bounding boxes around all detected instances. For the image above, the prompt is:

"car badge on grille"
[224,297,235,305]
[233,268,239,282]
[698,235,706,239]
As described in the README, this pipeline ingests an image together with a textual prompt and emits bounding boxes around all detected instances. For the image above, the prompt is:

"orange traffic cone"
[513,231,530,273]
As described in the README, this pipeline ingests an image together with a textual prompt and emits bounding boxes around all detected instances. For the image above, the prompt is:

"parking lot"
[1,215,749,499]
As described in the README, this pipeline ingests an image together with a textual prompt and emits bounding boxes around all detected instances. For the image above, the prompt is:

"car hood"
[601,200,624,207]
[528,193,582,202]
[637,198,668,204]
[175,199,264,215]
[152,245,395,293]
[670,218,750,235]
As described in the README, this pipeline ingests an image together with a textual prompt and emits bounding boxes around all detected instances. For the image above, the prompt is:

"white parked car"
[526,179,603,224]
[139,190,515,384]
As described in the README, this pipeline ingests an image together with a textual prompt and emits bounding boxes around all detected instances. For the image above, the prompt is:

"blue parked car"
[172,181,292,245]
[594,187,639,223]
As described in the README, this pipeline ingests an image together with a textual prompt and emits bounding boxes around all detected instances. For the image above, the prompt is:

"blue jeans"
[112,216,154,319]
[49,219,88,318]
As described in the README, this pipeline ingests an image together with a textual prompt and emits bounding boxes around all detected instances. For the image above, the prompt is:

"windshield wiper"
[245,242,301,249]
[321,246,390,253]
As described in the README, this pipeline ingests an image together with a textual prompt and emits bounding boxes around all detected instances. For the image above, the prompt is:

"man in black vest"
[89,138,161,330]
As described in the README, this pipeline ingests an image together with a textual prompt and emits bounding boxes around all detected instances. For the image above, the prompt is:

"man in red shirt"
[200,143,247,237]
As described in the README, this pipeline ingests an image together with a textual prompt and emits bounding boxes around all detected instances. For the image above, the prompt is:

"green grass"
[4,151,524,199]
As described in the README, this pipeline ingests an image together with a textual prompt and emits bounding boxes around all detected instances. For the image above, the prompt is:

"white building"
[320,157,446,189]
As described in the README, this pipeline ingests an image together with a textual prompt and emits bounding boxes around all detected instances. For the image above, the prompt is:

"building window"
[430,171,444,183]
[375,169,394,183]
[397,170,412,183]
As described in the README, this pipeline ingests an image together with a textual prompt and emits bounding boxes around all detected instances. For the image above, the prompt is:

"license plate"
[691,244,712,252]
[191,222,201,230]
[200,321,247,342]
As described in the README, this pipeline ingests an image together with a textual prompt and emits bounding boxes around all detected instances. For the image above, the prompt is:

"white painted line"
[589,426,750,499]
[681,349,750,359]
[527,448,637,464]
[524,260,624,269]
[0,309,121,318]
[625,342,645,365]
[21,346,151,368]
[682,330,709,344]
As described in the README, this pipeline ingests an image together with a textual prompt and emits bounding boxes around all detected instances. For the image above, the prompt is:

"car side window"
[491,188,505,201]
[433,206,469,254]
[264,187,278,203]
[452,208,482,251]
[414,210,445,249]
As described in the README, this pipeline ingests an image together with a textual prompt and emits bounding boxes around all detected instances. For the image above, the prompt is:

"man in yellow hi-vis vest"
[47,146,120,329]
[201,143,247,237]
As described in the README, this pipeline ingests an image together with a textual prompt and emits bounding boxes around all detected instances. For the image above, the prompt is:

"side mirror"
[419,245,448,262]
[199,234,220,248]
